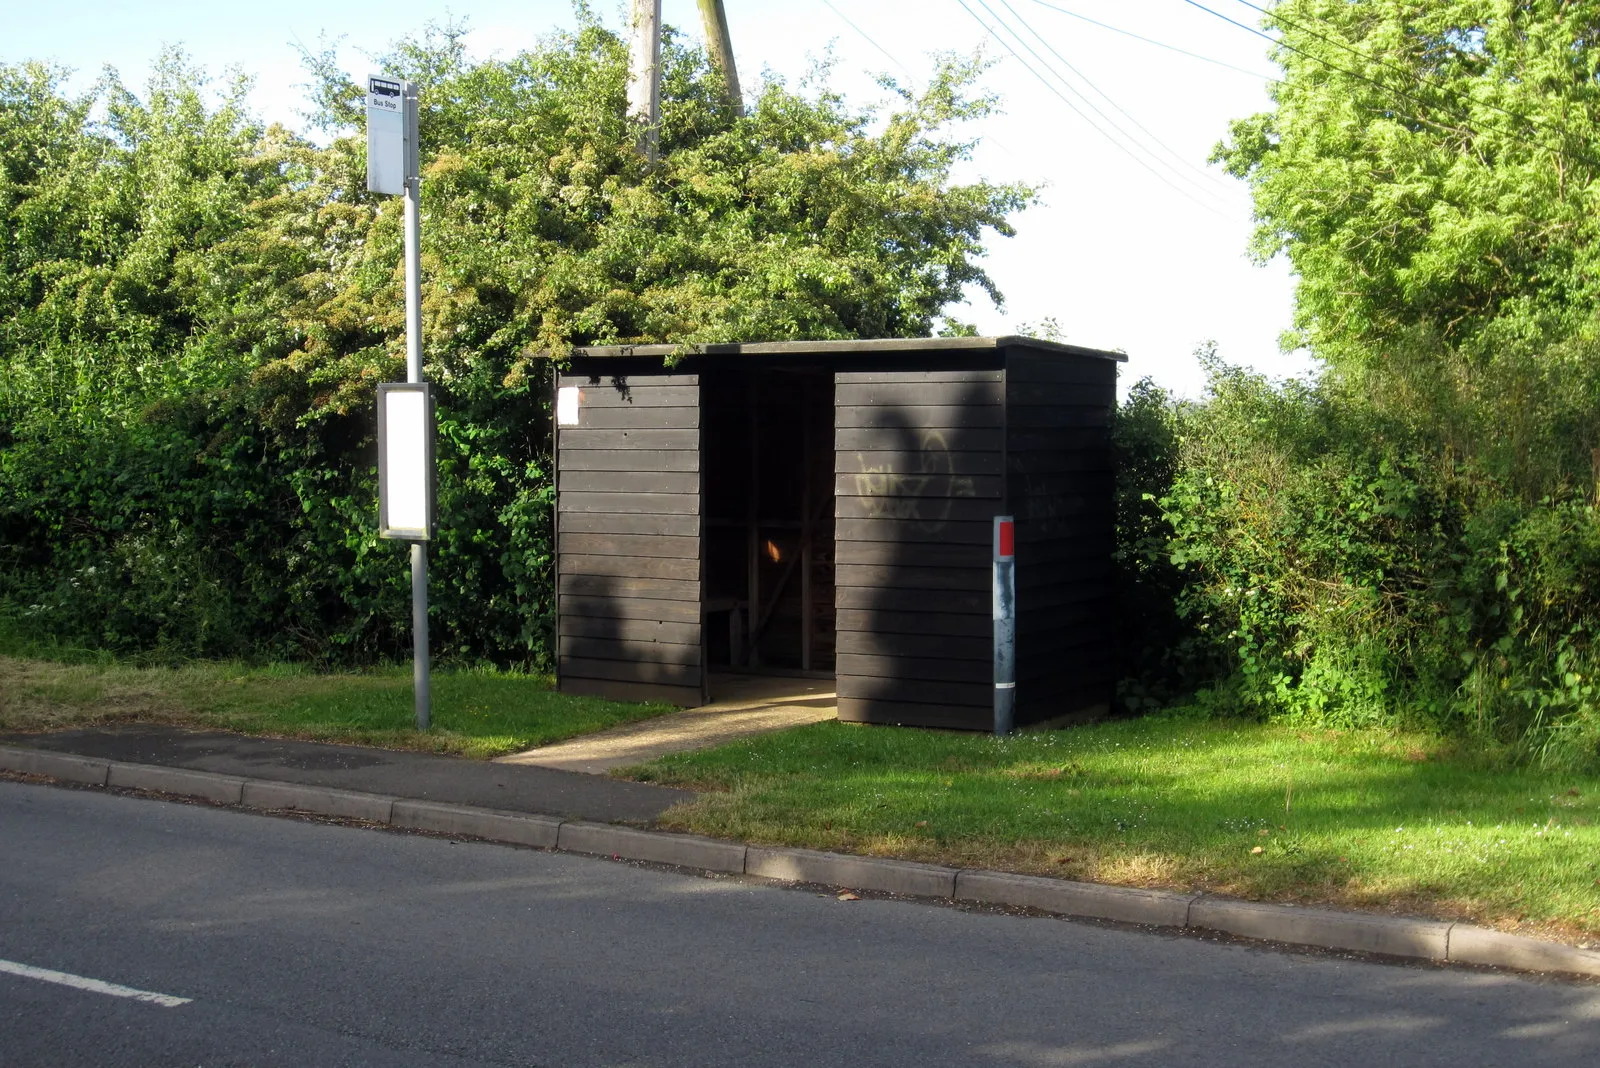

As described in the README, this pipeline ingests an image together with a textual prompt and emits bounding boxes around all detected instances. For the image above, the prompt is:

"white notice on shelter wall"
[557,387,581,426]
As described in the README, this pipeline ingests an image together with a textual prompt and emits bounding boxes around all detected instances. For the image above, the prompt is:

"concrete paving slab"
[497,673,837,773]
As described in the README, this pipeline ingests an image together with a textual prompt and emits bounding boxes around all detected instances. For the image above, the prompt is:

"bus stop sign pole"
[369,75,431,731]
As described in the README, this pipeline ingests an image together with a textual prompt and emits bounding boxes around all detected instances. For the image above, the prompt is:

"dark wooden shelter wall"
[1004,350,1118,724]
[555,370,703,705]
[834,368,1003,730]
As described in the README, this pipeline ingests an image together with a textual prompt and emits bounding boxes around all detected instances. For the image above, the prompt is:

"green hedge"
[0,19,1028,669]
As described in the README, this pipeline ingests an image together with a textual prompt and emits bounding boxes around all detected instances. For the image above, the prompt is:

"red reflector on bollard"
[997,519,1014,559]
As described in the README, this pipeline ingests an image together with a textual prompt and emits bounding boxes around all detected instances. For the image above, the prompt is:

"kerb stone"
[389,800,561,849]
[557,822,746,873]
[955,870,1196,927]
[745,847,957,898]
[1189,897,1450,960]
[0,746,110,786]
[106,764,246,805]
[241,781,396,822]
[1448,925,1600,978]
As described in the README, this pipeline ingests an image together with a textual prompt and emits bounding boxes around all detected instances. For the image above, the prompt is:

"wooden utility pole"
[697,0,744,117]
[628,0,662,161]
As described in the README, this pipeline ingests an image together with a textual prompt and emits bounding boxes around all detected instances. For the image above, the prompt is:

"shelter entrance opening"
[701,366,835,689]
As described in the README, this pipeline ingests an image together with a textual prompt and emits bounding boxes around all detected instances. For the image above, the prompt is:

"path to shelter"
[0,725,691,823]
[495,674,837,775]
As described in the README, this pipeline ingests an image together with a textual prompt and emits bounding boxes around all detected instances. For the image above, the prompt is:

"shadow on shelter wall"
[555,368,704,705]
[835,369,1000,730]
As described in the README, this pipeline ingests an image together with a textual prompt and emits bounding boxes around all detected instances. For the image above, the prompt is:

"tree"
[1215,0,1600,494]
[283,17,1031,399]
[1118,3,1600,764]
[0,12,1033,666]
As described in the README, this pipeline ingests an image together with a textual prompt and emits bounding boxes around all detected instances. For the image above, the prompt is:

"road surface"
[1,780,1595,1066]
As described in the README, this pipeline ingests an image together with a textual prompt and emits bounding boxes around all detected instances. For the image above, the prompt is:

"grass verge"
[628,714,1600,940]
[0,642,670,759]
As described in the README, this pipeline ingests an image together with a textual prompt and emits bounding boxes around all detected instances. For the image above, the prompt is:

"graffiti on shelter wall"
[851,431,975,533]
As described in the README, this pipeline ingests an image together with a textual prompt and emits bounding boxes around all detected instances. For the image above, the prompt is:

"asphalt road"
[2,780,1597,1067]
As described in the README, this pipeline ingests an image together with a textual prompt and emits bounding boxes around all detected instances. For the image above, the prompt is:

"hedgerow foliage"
[1114,1,1600,767]
[0,14,1029,666]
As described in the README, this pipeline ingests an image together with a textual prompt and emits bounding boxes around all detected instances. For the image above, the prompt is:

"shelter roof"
[565,336,1128,362]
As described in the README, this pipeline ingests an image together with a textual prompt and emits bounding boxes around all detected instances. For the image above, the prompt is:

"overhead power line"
[956,0,1230,217]
[818,0,917,82]
[1227,0,1580,151]
[1179,0,1480,135]
[816,0,1027,158]
[975,0,1230,206]
[1024,0,1275,80]
[1227,0,1424,83]
[993,0,1233,196]
[1182,0,1598,169]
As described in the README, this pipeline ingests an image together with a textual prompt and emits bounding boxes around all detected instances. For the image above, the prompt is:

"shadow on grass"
[632,717,1600,937]
[0,651,674,760]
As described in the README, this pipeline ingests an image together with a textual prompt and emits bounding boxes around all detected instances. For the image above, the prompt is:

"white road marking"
[0,958,191,1007]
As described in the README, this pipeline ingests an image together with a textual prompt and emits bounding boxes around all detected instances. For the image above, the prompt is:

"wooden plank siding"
[833,368,1002,729]
[555,370,704,705]
[1004,346,1119,725]
[545,339,1125,725]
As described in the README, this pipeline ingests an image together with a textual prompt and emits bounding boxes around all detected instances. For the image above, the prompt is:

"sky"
[3,0,1316,397]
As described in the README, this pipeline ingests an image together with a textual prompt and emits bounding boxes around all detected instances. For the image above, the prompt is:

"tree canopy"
[0,13,1031,664]
[1216,0,1600,493]
[1100,2,1600,766]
